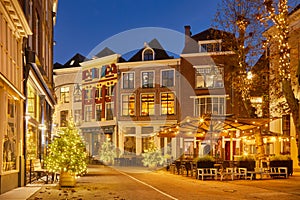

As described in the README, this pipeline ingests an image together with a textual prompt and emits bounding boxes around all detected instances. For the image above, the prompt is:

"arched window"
[143,49,154,61]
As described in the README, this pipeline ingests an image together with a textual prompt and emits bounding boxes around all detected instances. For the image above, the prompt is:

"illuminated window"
[124,136,136,153]
[4,96,17,171]
[161,70,174,87]
[282,114,290,136]
[195,66,224,88]
[142,71,154,88]
[27,86,37,118]
[194,96,225,116]
[122,94,135,116]
[96,104,102,121]
[161,92,175,115]
[60,110,68,127]
[141,93,155,116]
[60,86,70,103]
[123,72,134,89]
[85,106,92,122]
[141,127,154,153]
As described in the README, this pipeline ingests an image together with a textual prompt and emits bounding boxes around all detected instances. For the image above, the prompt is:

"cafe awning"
[157,115,271,138]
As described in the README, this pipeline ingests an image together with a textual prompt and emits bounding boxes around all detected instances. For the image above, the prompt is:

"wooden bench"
[32,159,49,183]
[268,167,288,178]
[197,168,218,180]
[220,167,247,181]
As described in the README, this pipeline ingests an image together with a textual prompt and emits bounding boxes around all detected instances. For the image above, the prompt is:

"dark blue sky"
[54,0,222,64]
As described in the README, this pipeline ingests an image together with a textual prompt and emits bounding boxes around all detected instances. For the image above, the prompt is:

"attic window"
[199,40,222,53]
[143,48,154,61]
[70,60,75,65]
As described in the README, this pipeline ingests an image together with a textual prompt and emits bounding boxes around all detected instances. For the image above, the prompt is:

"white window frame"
[142,47,155,61]
[194,96,226,116]
[121,93,136,116]
[85,105,92,122]
[161,69,175,88]
[140,93,155,116]
[198,39,222,53]
[141,70,155,88]
[122,72,135,89]
[194,65,224,88]
[160,92,176,115]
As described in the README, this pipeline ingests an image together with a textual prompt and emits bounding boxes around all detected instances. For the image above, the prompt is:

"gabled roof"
[54,53,86,69]
[191,28,234,41]
[95,47,116,58]
[128,38,173,62]
[182,27,236,54]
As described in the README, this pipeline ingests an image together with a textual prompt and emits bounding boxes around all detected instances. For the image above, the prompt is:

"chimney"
[182,25,193,54]
[184,25,191,37]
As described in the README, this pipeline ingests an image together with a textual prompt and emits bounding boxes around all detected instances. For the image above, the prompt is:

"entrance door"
[225,141,236,160]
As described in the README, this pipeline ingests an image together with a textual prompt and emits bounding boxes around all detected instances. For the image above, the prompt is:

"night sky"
[53,0,222,64]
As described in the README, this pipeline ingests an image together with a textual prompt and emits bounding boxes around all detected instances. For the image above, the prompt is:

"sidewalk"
[0,183,57,200]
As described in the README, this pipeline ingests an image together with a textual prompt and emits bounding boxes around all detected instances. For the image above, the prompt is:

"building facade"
[117,39,180,160]
[20,0,58,184]
[53,53,86,134]
[0,0,31,194]
[80,53,119,157]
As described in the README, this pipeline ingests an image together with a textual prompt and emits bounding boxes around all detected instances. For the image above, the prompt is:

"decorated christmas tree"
[99,138,117,165]
[45,119,87,176]
[141,140,166,169]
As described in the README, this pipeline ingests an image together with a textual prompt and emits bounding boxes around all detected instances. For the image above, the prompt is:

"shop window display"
[3,97,17,171]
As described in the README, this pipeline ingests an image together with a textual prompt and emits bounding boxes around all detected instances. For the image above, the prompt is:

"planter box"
[238,161,255,171]
[196,161,215,168]
[60,172,76,187]
[270,160,293,176]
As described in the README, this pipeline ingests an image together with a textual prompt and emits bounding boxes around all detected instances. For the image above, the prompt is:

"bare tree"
[213,0,266,118]
[263,0,300,164]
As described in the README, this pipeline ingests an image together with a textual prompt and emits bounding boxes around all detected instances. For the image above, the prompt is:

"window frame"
[194,96,226,116]
[122,72,135,89]
[84,105,92,122]
[140,93,155,116]
[161,69,175,88]
[121,94,135,116]
[60,86,70,103]
[160,92,175,115]
[95,104,102,121]
[141,71,155,88]
[195,66,224,89]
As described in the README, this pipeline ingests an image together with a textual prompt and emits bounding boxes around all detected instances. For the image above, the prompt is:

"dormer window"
[199,40,222,53]
[142,48,154,61]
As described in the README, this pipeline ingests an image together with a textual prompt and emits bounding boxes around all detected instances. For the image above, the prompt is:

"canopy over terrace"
[157,115,271,159]
[157,115,270,137]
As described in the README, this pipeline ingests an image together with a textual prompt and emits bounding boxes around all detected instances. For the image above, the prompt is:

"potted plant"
[195,155,215,168]
[45,120,87,187]
[269,155,293,176]
[99,138,117,166]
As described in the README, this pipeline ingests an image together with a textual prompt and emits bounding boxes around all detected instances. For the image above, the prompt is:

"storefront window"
[3,96,17,171]
[26,125,37,160]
